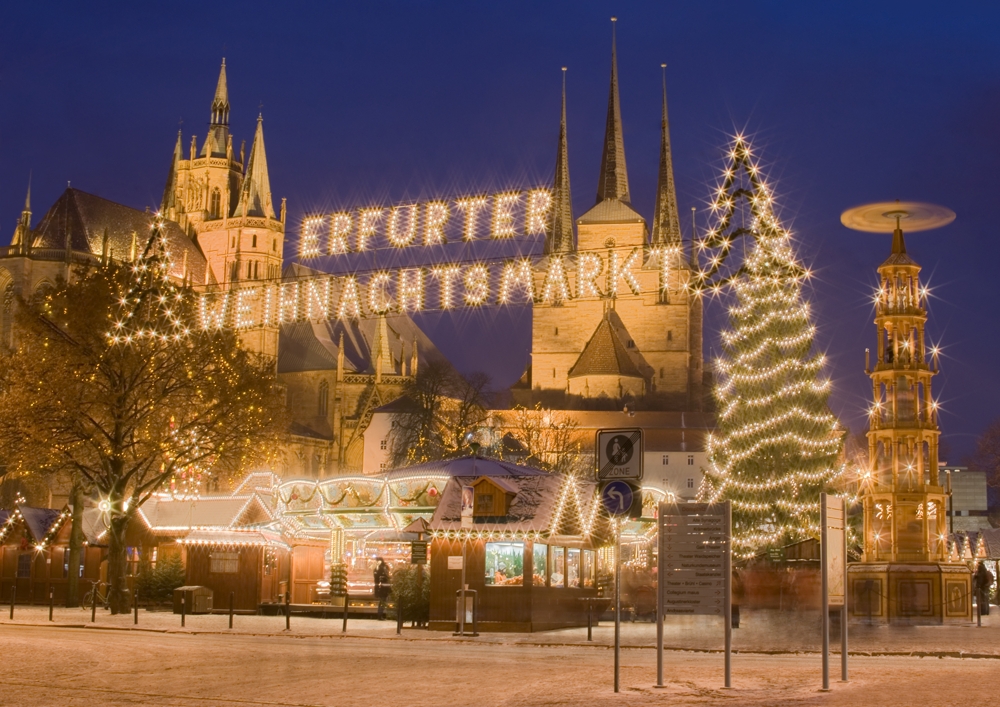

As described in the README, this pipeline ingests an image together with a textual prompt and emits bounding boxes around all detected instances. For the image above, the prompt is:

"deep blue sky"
[1,1,997,461]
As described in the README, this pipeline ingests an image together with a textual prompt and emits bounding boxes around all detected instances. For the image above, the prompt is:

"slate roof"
[577,198,645,225]
[30,188,208,285]
[569,314,643,379]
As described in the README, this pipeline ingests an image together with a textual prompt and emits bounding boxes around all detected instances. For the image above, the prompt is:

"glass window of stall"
[566,548,581,588]
[550,547,565,587]
[532,543,547,586]
[485,542,524,586]
[582,549,596,588]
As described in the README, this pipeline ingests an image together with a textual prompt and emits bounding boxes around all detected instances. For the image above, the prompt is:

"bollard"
[91,584,97,623]
[134,588,139,625]
[284,591,291,631]
[229,591,235,629]
[181,594,186,627]
[49,587,54,622]
[471,590,479,637]
[9,586,15,620]
[587,601,593,641]
[978,592,983,628]
[342,593,349,633]
[396,597,403,636]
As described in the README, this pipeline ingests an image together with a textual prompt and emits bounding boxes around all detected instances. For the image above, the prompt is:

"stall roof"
[179,528,288,549]
[137,494,272,534]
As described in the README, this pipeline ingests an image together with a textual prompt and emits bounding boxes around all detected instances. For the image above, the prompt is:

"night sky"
[1,2,996,461]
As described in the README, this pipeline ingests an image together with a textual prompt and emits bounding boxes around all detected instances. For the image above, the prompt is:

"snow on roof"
[430,473,564,534]
[137,494,271,534]
[179,528,288,549]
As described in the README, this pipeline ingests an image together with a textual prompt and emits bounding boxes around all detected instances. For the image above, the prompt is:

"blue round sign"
[601,480,634,516]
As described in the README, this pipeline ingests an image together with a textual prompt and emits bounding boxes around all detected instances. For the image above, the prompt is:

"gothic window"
[273,238,277,251]
[318,381,329,416]
[210,188,221,219]
[252,234,258,248]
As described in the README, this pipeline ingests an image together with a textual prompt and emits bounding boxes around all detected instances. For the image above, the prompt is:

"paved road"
[0,624,996,706]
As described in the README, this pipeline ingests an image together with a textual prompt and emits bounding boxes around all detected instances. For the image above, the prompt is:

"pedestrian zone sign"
[596,428,643,481]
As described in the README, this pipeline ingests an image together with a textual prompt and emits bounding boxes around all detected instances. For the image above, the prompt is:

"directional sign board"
[658,503,730,616]
[596,428,643,481]
[823,495,846,607]
[601,480,637,517]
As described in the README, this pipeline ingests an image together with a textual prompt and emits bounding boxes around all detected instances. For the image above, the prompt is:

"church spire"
[201,59,230,158]
[161,130,182,215]
[233,115,275,219]
[12,175,32,252]
[546,67,574,254]
[651,64,681,245]
[596,17,630,205]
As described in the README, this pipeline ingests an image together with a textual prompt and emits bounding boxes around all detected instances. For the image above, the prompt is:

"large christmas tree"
[698,137,843,558]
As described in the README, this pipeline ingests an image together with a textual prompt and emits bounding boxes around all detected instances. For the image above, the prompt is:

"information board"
[411,540,428,565]
[824,495,846,607]
[658,503,730,616]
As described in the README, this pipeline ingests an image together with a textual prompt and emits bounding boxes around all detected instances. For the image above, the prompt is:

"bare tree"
[970,417,1000,492]
[388,363,491,467]
[498,405,587,474]
[0,261,286,613]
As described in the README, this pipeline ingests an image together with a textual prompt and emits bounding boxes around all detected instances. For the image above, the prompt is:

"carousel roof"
[388,456,548,479]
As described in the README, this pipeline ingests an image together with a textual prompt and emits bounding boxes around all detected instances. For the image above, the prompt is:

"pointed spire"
[201,59,230,158]
[546,67,575,254]
[596,18,630,205]
[337,331,345,382]
[371,314,394,382]
[233,115,275,219]
[12,175,32,251]
[652,65,681,245]
[161,131,182,214]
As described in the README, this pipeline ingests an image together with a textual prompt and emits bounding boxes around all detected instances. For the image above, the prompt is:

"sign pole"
[656,525,664,688]
[724,501,732,690]
[460,537,467,636]
[841,497,849,683]
[821,492,831,692]
[614,519,621,694]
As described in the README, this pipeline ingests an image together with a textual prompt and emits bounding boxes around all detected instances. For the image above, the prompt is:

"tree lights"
[699,137,843,558]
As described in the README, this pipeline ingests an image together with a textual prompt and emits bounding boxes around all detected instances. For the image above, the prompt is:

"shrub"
[136,554,185,604]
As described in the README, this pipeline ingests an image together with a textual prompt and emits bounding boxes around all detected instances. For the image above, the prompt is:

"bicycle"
[81,581,110,610]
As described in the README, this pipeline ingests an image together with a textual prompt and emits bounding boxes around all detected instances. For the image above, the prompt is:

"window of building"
[687,478,695,489]
[209,552,239,574]
[210,188,221,219]
[474,492,494,515]
[627,339,635,348]
[552,368,556,379]
[485,542,523,585]
[380,462,388,470]
[380,439,387,450]
[554,327,558,335]
[667,330,673,342]
[252,234,258,248]
[582,549,596,588]
[659,367,664,379]
[550,547,565,587]
[662,455,669,466]
[318,381,329,416]
[687,455,694,466]
[232,237,236,248]
[273,238,277,251]
[17,553,32,578]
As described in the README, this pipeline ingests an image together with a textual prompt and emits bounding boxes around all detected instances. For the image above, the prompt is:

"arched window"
[318,381,329,416]
[210,188,221,219]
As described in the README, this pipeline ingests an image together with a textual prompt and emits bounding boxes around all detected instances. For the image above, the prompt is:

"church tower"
[163,61,284,358]
[524,22,702,410]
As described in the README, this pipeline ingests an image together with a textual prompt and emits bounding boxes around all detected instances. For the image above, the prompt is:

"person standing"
[374,557,391,620]
[974,562,992,617]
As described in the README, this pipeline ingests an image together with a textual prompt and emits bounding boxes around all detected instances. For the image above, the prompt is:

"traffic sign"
[601,480,638,517]
[596,428,643,481]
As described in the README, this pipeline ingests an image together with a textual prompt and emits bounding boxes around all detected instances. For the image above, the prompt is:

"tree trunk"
[106,512,132,615]
[65,481,85,607]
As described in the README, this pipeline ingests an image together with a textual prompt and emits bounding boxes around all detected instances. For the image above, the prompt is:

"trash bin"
[173,586,213,614]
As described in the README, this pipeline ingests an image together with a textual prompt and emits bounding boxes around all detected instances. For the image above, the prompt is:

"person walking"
[974,562,992,617]
[374,557,391,620]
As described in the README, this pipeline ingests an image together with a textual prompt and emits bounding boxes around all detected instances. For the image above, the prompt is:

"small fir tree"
[698,137,842,558]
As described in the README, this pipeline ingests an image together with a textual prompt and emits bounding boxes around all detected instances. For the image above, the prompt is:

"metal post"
[471,590,478,636]
[9,586,15,620]
[49,587,54,622]
[614,519,621,694]
[459,538,467,636]
[821,492,830,691]
[90,583,96,623]
[396,595,403,635]
[342,593,349,633]
[724,502,732,689]
[134,588,139,625]
[181,594,185,627]
[841,497,849,683]
[284,591,290,631]
[656,522,664,688]
[587,600,593,642]
[977,588,982,627]
[229,591,235,629]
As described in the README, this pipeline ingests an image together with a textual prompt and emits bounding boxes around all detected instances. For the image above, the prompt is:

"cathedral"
[1,42,711,496]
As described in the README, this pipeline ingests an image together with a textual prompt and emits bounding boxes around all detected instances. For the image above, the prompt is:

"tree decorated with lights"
[0,216,286,613]
[698,137,843,558]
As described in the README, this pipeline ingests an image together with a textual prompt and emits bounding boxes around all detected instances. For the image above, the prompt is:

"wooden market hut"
[425,456,604,632]
[0,504,102,604]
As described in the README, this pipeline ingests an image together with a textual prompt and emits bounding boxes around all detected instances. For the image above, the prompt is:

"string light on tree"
[698,136,843,558]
